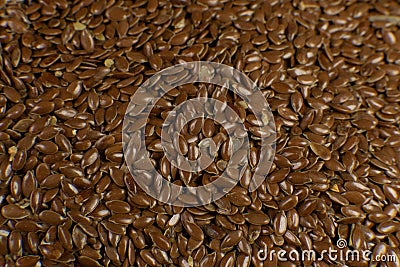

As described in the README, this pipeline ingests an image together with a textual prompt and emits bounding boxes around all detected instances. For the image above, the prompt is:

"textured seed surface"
[1,0,400,266]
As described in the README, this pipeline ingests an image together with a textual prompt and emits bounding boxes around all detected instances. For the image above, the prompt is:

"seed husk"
[1,204,30,219]
[310,143,331,160]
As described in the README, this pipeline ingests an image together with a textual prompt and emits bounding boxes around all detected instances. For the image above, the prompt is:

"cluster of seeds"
[1,0,400,266]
